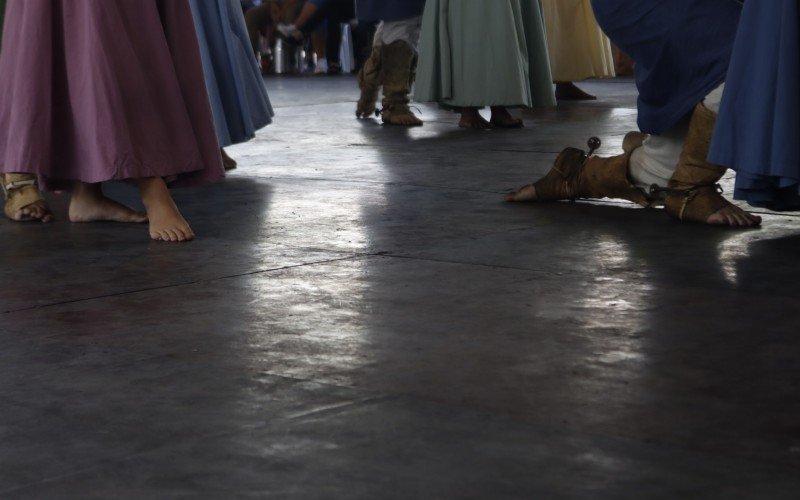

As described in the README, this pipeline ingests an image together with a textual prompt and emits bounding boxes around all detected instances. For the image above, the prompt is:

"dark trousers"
[300,0,355,66]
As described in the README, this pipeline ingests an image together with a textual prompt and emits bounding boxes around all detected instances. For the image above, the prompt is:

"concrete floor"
[2,76,800,499]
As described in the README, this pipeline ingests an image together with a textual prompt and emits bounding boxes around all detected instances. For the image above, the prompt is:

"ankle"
[71,182,103,202]
[136,177,170,207]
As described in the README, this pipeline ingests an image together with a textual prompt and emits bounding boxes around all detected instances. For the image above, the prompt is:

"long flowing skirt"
[414,0,555,109]
[708,1,800,210]
[540,0,614,82]
[189,0,273,148]
[0,0,224,190]
[591,0,741,135]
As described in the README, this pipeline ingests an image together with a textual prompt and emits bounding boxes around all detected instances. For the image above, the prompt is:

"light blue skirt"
[189,0,273,148]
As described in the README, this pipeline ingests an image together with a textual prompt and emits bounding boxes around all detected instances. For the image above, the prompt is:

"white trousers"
[629,84,725,192]
[373,16,423,49]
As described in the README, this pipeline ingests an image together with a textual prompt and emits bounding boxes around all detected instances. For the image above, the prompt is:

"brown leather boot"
[532,133,654,206]
[380,41,423,126]
[662,103,732,222]
[356,43,382,119]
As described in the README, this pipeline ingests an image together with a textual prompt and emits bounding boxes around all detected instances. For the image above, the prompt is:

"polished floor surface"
[2,77,800,499]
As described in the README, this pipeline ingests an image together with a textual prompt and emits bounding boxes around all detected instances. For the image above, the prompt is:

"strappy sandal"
[2,173,52,222]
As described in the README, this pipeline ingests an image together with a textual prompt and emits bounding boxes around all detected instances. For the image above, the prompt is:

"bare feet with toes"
[459,107,492,129]
[490,106,524,128]
[69,182,147,223]
[136,177,194,242]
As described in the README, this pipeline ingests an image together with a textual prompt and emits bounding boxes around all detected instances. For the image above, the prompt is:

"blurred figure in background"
[355,0,426,126]
[540,0,615,100]
[246,0,331,74]
[277,0,356,75]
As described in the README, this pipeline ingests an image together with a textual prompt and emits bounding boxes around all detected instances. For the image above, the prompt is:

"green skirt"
[414,0,555,108]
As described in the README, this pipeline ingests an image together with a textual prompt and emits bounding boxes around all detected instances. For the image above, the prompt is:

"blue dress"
[590,0,741,135]
[356,0,426,22]
[189,0,273,148]
[709,0,800,211]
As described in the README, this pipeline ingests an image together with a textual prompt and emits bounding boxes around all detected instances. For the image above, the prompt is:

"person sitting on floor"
[506,0,761,228]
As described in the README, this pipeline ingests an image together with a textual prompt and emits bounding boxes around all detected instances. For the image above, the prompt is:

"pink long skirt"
[0,0,224,190]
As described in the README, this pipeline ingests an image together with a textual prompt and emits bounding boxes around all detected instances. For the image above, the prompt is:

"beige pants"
[629,84,725,191]
[372,16,422,49]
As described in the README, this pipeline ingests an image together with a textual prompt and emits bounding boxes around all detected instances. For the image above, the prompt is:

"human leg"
[508,83,761,226]
[136,177,194,242]
[505,133,654,205]
[356,24,383,118]
[555,82,597,101]
[244,3,273,56]
[458,108,491,130]
[490,106,524,128]
[325,19,343,73]
[68,182,147,224]
[378,16,423,126]
[662,99,761,227]
[2,174,53,222]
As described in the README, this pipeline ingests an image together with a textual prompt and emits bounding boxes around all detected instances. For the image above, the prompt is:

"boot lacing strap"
[559,137,602,201]
[3,178,37,195]
[376,104,421,117]
[649,183,724,220]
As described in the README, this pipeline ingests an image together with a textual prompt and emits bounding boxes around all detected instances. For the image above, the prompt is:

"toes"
[707,207,763,227]
[733,212,751,227]
[505,185,536,202]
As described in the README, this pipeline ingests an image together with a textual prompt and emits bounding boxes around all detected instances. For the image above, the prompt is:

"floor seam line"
[0,255,366,315]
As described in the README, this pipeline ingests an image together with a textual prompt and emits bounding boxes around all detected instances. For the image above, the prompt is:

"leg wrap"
[663,103,730,222]
[533,132,654,207]
[2,173,46,221]
[356,43,382,118]
[380,40,421,125]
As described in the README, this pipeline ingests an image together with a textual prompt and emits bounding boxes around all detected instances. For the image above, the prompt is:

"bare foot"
[69,182,147,223]
[459,108,492,129]
[11,199,54,223]
[136,177,194,242]
[221,148,237,171]
[707,205,762,227]
[555,82,597,101]
[505,184,538,202]
[490,106,524,128]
